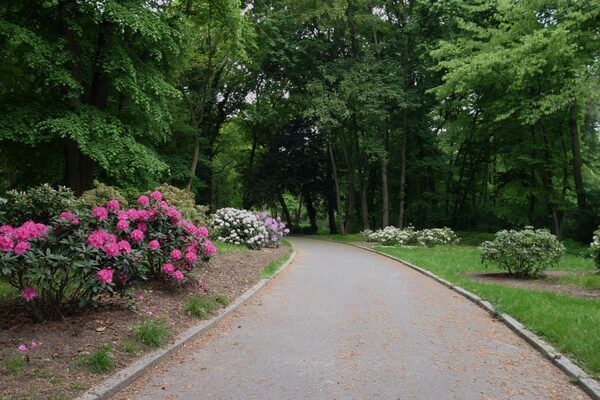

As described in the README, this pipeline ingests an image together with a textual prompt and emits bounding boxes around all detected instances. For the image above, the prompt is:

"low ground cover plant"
[480,227,565,277]
[0,189,215,320]
[213,208,288,249]
[362,226,458,247]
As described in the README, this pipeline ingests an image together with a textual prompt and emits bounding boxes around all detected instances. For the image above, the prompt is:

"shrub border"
[322,239,600,400]
[76,244,296,400]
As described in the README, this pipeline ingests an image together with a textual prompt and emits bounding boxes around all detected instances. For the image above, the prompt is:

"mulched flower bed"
[0,246,288,400]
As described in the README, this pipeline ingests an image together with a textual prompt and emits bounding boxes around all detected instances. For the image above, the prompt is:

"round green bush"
[480,227,565,277]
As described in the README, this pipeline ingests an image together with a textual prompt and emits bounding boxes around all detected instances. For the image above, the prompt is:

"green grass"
[121,340,139,354]
[456,231,496,246]
[557,273,600,289]
[133,318,170,348]
[214,241,250,254]
[215,294,230,306]
[184,295,216,319]
[375,245,600,378]
[259,240,293,278]
[83,344,114,374]
[5,355,24,375]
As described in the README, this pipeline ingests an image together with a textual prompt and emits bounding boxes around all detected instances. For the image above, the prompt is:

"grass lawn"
[0,280,16,305]
[214,241,250,254]
[260,240,293,278]
[374,245,600,379]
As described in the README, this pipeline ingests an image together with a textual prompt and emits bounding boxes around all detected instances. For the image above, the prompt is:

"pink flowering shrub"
[0,190,214,320]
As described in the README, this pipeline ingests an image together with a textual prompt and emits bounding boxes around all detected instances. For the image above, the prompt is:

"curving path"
[116,238,590,400]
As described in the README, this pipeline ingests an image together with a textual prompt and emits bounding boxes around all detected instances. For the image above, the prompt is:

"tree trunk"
[185,132,201,191]
[381,155,389,228]
[278,193,293,227]
[538,124,561,236]
[328,139,345,235]
[65,140,95,195]
[569,103,587,210]
[342,133,355,233]
[305,191,318,233]
[243,132,259,209]
[359,176,370,230]
[398,119,407,228]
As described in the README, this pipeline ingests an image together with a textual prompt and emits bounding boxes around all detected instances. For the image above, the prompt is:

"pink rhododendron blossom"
[0,236,14,252]
[0,225,13,235]
[87,230,108,248]
[107,199,120,211]
[92,207,109,220]
[185,251,197,263]
[117,211,129,220]
[130,229,144,242]
[137,195,150,206]
[148,240,160,251]
[17,344,27,352]
[14,241,31,255]
[166,208,181,220]
[59,211,75,221]
[118,240,131,254]
[126,209,140,220]
[159,201,169,209]
[162,263,175,274]
[116,219,130,231]
[170,249,182,260]
[29,341,38,349]
[137,222,147,232]
[204,240,217,256]
[71,217,80,225]
[151,191,163,201]
[103,242,119,258]
[97,268,113,284]
[21,287,37,302]
[197,226,209,238]
[172,270,184,281]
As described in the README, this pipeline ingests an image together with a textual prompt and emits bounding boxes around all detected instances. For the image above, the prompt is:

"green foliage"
[84,344,114,374]
[0,184,78,225]
[5,355,25,375]
[80,181,129,209]
[480,227,565,277]
[184,296,216,319]
[133,318,170,348]
[215,294,229,306]
[121,340,139,354]
[153,184,208,225]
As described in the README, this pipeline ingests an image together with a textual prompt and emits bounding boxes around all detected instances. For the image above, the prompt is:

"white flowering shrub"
[212,208,269,249]
[363,226,457,247]
[480,227,565,277]
[592,229,600,270]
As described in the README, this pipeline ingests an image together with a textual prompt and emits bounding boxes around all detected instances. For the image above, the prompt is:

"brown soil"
[468,270,600,298]
[0,246,289,400]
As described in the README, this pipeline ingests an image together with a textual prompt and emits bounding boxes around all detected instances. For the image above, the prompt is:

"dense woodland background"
[0,0,598,240]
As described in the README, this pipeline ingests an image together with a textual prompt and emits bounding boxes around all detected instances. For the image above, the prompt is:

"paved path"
[117,238,589,400]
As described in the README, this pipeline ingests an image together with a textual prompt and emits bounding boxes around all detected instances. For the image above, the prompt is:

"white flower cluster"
[362,226,458,247]
[592,229,600,270]
[212,208,269,249]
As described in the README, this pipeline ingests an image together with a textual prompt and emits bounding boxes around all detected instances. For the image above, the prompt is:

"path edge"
[76,245,296,400]
[320,238,600,400]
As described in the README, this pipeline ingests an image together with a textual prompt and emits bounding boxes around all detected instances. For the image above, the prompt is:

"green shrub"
[133,318,170,347]
[480,227,565,277]
[80,181,128,208]
[592,229,600,270]
[184,296,216,318]
[0,184,79,225]
[152,184,208,225]
[84,344,114,373]
[215,294,229,306]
